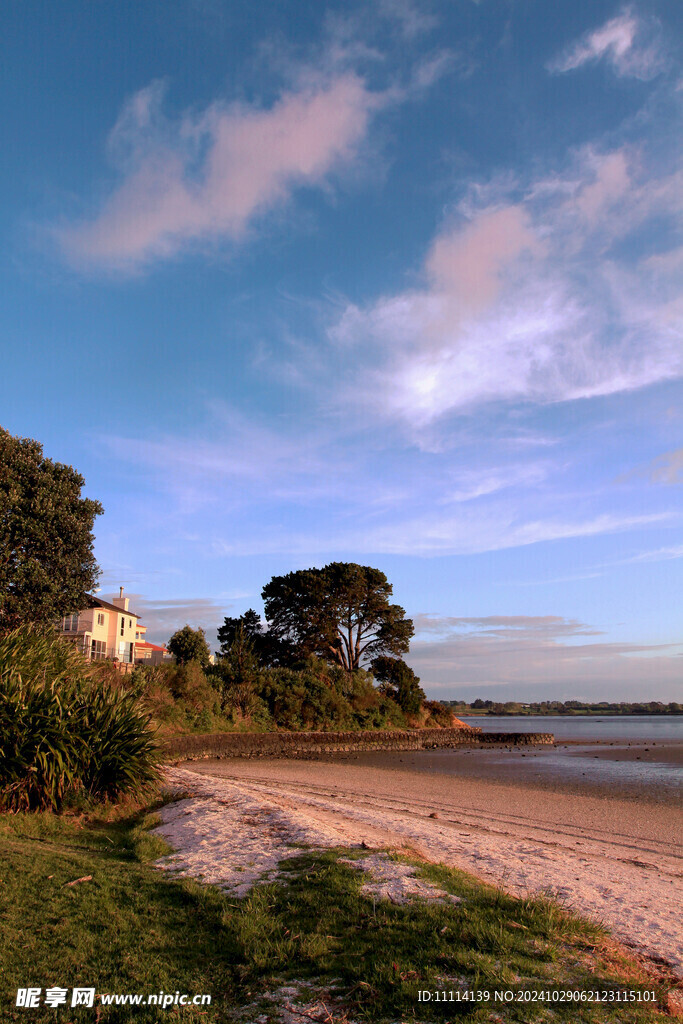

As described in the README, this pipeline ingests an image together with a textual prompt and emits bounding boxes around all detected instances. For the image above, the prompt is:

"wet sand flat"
[555,740,683,771]
[322,743,683,804]
[179,756,683,976]
[553,739,682,760]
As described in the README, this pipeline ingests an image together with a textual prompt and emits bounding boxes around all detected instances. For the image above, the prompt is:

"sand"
[158,758,683,978]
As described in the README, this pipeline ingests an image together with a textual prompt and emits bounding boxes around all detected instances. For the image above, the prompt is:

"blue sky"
[2,0,682,700]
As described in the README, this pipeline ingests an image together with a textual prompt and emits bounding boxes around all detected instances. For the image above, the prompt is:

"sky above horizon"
[2,0,682,701]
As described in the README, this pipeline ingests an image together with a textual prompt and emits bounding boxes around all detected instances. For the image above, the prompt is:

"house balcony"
[60,632,135,664]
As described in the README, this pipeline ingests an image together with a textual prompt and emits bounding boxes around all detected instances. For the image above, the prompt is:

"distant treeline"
[445,699,682,716]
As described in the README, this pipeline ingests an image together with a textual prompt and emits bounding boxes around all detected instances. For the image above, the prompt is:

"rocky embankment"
[163,727,554,761]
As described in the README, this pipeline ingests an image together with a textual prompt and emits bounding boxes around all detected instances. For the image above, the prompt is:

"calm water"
[434,715,683,800]
[343,716,683,803]
[458,714,683,742]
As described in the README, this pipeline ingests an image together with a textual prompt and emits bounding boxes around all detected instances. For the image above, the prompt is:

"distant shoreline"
[451,710,683,716]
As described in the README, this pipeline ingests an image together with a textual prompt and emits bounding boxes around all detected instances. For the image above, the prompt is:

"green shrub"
[0,627,160,811]
[166,661,220,712]
[257,664,354,731]
[74,685,161,801]
[342,666,408,728]
[0,624,94,686]
[129,662,230,733]
[372,656,425,714]
[0,668,79,811]
[423,699,460,727]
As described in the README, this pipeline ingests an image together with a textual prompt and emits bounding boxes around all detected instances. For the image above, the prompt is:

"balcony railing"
[61,633,135,664]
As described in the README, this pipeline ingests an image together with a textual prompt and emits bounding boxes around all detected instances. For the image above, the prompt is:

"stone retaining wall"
[163,727,554,762]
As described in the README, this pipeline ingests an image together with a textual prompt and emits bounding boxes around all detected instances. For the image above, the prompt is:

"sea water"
[457,714,683,743]
[425,715,683,800]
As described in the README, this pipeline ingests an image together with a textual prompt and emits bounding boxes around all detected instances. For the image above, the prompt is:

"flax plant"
[0,626,160,811]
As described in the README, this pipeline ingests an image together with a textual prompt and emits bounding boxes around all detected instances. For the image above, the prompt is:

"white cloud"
[548,8,665,80]
[60,73,384,270]
[326,146,683,431]
[624,543,683,563]
[207,509,668,558]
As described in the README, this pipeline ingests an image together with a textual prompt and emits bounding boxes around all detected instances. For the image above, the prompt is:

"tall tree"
[217,609,263,656]
[262,562,414,671]
[217,609,283,666]
[167,625,211,667]
[215,621,261,716]
[0,427,103,630]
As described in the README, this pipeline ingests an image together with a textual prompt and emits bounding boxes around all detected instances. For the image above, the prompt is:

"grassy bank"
[0,803,674,1023]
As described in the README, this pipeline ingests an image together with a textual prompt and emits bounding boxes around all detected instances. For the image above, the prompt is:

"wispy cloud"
[623,543,683,563]
[547,8,666,80]
[413,613,603,637]
[100,389,675,560]
[118,594,227,646]
[56,4,461,277]
[506,538,683,583]
[323,145,683,432]
[207,509,668,558]
[407,613,683,700]
[100,407,356,513]
[59,73,384,271]
[648,447,683,484]
[618,446,683,487]
[378,0,437,39]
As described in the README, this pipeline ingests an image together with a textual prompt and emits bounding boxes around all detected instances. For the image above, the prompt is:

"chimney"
[112,586,130,612]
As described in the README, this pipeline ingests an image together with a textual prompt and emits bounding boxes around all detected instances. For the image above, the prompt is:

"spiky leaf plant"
[0,626,160,811]
[74,686,160,800]
[0,668,79,811]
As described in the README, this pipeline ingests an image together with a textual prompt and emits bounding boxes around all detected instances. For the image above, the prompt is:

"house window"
[129,619,132,629]
[63,613,79,631]
[120,617,125,637]
[117,641,133,663]
[90,639,107,661]
[97,612,105,626]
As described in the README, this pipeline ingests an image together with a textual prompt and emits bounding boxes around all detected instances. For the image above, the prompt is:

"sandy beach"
[160,756,683,979]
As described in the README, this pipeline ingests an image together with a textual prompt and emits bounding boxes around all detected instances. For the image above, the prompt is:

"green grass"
[0,807,672,1023]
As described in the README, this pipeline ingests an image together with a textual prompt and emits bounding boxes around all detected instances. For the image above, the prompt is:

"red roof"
[136,641,167,652]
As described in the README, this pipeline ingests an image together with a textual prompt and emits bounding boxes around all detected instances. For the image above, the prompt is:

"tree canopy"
[167,625,211,667]
[0,427,103,630]
[262,562,414,671]
[372,656,425,715]
[217,609,263,653]
[218,609,267,658]
[217,608,285,666]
